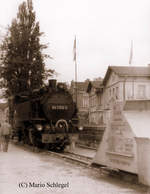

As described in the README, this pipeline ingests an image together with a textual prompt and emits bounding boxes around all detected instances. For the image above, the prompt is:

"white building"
[102,66,150,123]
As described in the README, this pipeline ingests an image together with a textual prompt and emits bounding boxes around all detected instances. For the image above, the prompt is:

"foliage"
[0,0,54,97]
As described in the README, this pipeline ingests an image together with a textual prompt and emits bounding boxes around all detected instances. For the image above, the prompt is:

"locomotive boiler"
[10,79,81,151]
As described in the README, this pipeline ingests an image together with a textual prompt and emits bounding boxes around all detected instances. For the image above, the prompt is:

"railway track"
[13,142,93,167]
[47,150,93,166]
[13,142,139,184]
[39,149,139,184]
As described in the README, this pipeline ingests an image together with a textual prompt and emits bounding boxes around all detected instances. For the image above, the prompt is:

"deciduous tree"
[0,0,53,97]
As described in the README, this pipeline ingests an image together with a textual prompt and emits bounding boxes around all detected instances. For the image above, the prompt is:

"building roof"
[87,80,103,93]
[92,81,103,88]
[103,66,150,85]
[76,82,89,91]
[70,81,89,92]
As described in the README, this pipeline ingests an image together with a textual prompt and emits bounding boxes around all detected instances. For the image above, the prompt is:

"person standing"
[1,120,11,152]
[0,123,2,151]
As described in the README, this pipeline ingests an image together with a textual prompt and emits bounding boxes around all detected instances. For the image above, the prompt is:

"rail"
[47,150,93,166]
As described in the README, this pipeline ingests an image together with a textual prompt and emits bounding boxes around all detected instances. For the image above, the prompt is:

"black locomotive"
[10,79,80,151]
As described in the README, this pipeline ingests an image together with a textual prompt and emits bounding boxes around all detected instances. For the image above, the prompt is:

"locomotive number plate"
[51,105,68,110]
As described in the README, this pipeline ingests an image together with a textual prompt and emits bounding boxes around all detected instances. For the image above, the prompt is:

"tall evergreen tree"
[0,0,53,96]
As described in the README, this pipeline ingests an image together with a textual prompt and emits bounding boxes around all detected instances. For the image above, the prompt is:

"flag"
[73,36,76,61]
[129,40,133,65]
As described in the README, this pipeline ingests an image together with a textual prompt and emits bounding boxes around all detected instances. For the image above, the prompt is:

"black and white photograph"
[0,0,150,193]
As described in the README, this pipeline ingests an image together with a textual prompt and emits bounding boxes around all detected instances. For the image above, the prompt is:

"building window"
[83,96,89,108]
[116,87,119,99]
[113,88,115,96]
[110,89,111,97]
[90,95,96,107]
[98,95,101,105]
[90,96,93,107]
[138,85,146,99]
[127,87,133,99]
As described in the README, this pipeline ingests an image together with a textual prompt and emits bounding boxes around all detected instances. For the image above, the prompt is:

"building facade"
[87,80,103,126]
[70,80,89,125]
[70,66,150,127]
[102,66,150,124]
[70,66,150,148]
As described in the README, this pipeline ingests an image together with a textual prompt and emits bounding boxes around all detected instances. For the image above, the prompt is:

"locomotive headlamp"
[59,84,64,88]
[79,126,83,131]
[35,124,43,131]
[45,124,50,130]
[57,83,64,89]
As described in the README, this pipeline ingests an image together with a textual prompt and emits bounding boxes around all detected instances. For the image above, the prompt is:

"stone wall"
[77,126,105,149]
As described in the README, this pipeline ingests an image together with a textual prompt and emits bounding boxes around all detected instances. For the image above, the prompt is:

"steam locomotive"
[10,79,81,151]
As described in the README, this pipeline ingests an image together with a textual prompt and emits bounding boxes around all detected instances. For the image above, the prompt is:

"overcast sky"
[1,0,150,82]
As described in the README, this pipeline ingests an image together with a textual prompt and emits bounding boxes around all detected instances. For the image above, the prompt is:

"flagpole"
[73,36,78,105]
[75,58,77,105]
[129,40,133,65]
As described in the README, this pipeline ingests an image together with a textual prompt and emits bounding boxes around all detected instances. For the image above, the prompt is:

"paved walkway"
[0,143,147,194]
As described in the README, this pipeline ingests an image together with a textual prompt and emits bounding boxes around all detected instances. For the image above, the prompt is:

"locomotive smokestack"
[49,79,57,90]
